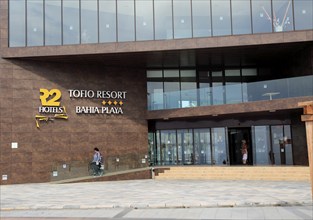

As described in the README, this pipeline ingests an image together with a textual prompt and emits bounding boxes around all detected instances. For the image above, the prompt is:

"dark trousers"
[90,162,100,175]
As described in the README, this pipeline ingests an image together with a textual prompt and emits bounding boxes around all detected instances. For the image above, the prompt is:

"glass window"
[242,68,257,76]
[117,0,135,42]
[63,0,80,45]
[180,70,197,108]
[253,126,271,165]
[231,0,252,35]
[155,0,173,40]
[283,125,293,165]
[177,129,194,165]
[9,0,26,47]
[27,0,44,46]
[148,82,164,110]
[136,0,154,41]
[272,0,294,32]
[211,0,231,36]
[294,0,313,30]
[81,0,98,44]
[147,70,163,78]
[211,128,227,165]
[252,0,272,33]
[99,0,116,43]
[173,0,192,39]
[160,130,177,165]
[192,0,211,38]
[194,129,212,165]
[45,0,61,46]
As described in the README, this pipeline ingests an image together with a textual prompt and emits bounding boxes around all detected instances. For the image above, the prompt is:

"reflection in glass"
[155,0,173,40]
[294,0,313,30]
[212,0,231,36]
[211,128,227,165]
[148,132,157,165]
[253,126,271,165]
[9,0,26,47]
[136,0,154,41]
[117,0,135,42]
[173,0,192,39]
[194,129,212,165]
[177,129,194,165]
[283,125,293,165]
[225,82,242,104]
[63,0,80,45]
[192,0,211,37]
[45,0,61,46]
[27,0,44,46]
[81,0,98,44]
[272,0,293,32]
[231,0,252,35]
[160,130,177,165]
[252,0,272,33]
[180,70,197,108]
[99,0,117,43]
[148,82,164,110]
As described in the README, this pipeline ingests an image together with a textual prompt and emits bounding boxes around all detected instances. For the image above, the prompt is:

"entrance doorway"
[228,128,252,165]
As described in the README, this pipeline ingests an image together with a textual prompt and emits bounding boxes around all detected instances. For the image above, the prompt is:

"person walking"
[91,147,102,176]
[241,140,248,165]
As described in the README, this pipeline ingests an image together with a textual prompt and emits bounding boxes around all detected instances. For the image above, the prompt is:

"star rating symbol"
[102,100,124,106]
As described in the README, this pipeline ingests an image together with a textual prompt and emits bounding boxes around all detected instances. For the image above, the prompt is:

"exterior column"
[298,101,313,199]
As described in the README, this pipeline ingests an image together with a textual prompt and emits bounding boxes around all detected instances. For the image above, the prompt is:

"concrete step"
[155,166,310,181]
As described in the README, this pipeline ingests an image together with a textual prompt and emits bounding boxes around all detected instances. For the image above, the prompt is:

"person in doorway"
[241,140,248,165]
[91,147,102,176]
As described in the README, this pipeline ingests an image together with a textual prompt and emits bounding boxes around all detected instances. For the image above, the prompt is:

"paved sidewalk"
[0,179,312,219]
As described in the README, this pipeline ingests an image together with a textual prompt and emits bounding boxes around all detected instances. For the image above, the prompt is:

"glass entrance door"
[177,129,194,165]
[270,125,293,165]
[194,128,211,164]
[228,128,252,165]
[160,130,177,165]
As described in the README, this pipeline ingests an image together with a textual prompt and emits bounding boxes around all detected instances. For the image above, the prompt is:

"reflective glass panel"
[225,82,242,104]
[177,129,194,165]
[99,0,117,43]
[27,0,43,46]
[160,130,177,165]
[270,125,283,165]
[173,0,192,39]
[148,132,157,165]
[45,0,61,46]
[283,125,293,165]
[164,82,180,109]
[194,129,212,165]
[155,0,173,40]
[211,0,231,36]
[180,70,197,108]
[147,81,164,110]
[252,0,272,33]
[231,0,252,35]
[63,0,80,45]
[117,0,135,42]
[253,126,271,165]
[9,0,26,47]
[211,128,227,165]
[136,0,154,41]
[294,0,313,30]
[272,0,294,32]
[192,0,211,37]
[81,0,98,43]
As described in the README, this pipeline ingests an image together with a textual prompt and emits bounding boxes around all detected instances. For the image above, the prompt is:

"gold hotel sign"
[35,88,126,128]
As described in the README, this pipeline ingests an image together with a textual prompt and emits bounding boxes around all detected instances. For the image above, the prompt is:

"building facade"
[0,0,313,184]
